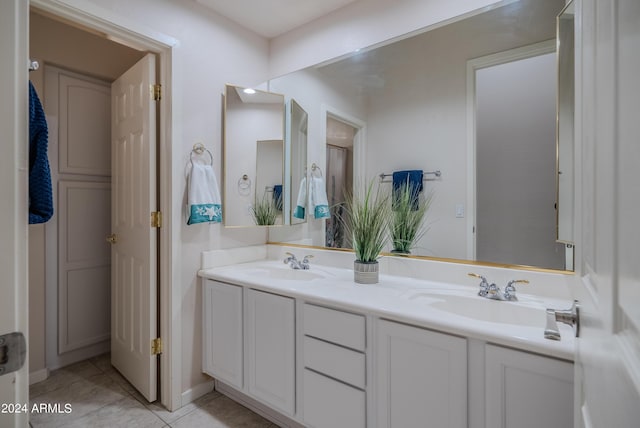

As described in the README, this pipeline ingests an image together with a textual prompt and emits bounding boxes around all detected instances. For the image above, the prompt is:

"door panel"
[58,74,111,176]
[58,181,111,353]
[110,53,158,402]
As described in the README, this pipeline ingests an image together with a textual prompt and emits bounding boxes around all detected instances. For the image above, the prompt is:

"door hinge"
[151,84,161,101]
[152,338,163,355]
[151,211,162,228]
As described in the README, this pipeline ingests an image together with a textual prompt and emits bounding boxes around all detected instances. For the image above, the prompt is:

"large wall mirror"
[267,0,574,271]
[223,84,285,227]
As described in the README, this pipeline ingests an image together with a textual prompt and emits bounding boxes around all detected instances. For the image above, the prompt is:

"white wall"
[269,0,513,78]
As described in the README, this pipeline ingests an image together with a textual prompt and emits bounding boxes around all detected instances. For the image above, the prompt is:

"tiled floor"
[29,354,277,428]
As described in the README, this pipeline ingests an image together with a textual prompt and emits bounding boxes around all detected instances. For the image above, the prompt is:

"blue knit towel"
[29,82,53,224]
[273,184,283,211]
[392,170,423,210]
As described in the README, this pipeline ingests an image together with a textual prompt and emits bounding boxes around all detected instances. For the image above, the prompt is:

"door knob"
[106,233,118,244]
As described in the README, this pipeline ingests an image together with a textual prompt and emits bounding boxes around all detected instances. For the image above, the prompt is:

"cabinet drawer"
[303,336,365,389]
[303,369,365,428]
[303,304,365,351]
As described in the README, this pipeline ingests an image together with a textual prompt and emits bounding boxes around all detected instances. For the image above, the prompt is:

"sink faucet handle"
[503,279,528,301]
[468,273,490,297]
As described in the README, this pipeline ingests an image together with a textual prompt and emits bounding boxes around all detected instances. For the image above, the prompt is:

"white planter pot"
[354,260,379,284]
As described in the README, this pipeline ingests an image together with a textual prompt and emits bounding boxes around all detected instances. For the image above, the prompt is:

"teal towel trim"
[293,206,305,219]
[314,205,330,219]
[188,204,222,225]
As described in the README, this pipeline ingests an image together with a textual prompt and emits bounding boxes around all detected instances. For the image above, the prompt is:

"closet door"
[44,65,112,368]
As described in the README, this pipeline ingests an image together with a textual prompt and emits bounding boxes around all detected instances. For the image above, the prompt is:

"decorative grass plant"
[251,193,279,226]
[390,182,433,254]
[341,180,391,263]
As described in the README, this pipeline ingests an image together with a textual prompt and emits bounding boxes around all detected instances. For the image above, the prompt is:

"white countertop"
[199,259,575,361]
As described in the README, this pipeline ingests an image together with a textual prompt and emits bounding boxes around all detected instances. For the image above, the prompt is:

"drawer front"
[303,369,366,428]
[303,336,365,389]
[303,304,365,351]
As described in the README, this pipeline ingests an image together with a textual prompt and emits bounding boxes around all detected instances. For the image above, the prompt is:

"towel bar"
[379,170,442,181]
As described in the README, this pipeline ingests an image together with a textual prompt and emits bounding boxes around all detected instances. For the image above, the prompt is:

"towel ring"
[311,163,323,177]
[238,174,251,196]
[191,143,213,165]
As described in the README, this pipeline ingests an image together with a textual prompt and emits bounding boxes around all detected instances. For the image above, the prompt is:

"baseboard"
[29,368,49,385]
[215,380,304,428]
[181,380,215,406]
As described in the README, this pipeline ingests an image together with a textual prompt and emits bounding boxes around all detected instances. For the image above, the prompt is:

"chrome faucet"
[468,273,529,301]
[283,252,313,270]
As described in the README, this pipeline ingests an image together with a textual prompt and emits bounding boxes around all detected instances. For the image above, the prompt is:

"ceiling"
[192,0,359,38]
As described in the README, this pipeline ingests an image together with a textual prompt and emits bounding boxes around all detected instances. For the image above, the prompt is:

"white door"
[573,0,640,426]
[0,1,29,426]
[110,53,158,402]
[44,66,112,369]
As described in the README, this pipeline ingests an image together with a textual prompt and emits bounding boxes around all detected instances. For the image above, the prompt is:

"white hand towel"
[310,175,330,219]
[293,177,307,219]
[187,162,222,224]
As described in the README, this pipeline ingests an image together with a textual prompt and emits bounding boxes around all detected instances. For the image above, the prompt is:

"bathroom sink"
[241,266,325,281]
[404,290,545,326]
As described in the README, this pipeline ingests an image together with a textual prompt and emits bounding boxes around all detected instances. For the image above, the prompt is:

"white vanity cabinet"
[376,319,468,428]
[301,304,367,428]
[484,344,573,428]
[202,280,243,389]
[246,289,296,416]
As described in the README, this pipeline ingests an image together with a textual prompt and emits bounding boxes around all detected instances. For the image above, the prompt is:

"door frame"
[0,1,29,426]
[465,39,556,261]
[30,0,181,410]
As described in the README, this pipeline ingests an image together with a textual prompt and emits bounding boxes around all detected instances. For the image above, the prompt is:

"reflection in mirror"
[556,0,575,244]
[267,0,572,271]
[255,140,284,225]
[325,117,355,249]
[289,100,308,225]
[474,46,565,270]
[223,84,285,227]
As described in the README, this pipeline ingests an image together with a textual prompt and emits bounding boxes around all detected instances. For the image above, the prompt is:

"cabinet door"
[202,280,243,389]
[376,319,467,428]
[247,289,296,415]
[485,344,573,428]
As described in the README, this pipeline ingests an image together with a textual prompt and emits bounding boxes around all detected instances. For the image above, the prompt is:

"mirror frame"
[555,0,575,245]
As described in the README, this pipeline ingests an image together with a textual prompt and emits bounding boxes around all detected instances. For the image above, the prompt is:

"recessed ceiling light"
[243,88,256,94]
